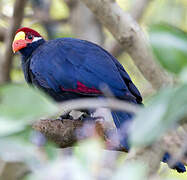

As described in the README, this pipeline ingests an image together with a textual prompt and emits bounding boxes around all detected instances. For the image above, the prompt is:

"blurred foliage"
[130,84,187,146]
[50,0,69,20]
[0,84,58,136]
[149,23,187,74]
[0,0,186,94]
[1,83,187,179]
[0,0,187,179]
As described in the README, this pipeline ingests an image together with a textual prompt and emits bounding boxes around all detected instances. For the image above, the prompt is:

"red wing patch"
[61,81,102,94]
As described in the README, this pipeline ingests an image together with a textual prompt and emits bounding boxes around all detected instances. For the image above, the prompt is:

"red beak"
[12,39,27,53]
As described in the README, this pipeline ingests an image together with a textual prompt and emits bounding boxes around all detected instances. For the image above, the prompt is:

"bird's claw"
[59,113,74,121]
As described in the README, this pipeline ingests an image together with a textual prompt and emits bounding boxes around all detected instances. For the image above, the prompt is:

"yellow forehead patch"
[14,31,25,41]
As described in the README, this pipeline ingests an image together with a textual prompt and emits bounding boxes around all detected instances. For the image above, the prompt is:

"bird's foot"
[162,152,186,173]
[59,113,74,121]
[79,111,104,122]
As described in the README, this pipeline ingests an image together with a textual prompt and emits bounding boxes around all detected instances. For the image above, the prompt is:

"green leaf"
[0,84,58,136]
[0,137,39,168]
[111,161,147,180]
[74,138,103,170]
[130,84,187,147]
[149,23,187,74]
[27,157,91,180]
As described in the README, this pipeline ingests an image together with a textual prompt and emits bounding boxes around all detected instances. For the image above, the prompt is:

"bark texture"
[110,0,154,57]
[67,0,104,45]
[0,0,27,84]
[32,118,187,166]
[32,119,126,152]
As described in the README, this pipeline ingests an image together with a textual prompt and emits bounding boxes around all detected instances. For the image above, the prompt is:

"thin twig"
[58,98,141,115]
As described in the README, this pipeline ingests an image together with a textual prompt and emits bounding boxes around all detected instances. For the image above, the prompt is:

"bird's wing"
[30,38,141,102]
[112,59,142,103]
[91,42,142,103]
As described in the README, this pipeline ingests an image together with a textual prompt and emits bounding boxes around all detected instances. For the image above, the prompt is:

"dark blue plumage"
[27,38,141,101]
[13,27,185,173]
[163,152,186,173]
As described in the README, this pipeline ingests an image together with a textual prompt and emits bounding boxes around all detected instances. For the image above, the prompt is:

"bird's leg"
[79,109,104,122]
[59,110,94,121]
[59,112,74,121]
[78,110,93,121]
[59,109,105,122]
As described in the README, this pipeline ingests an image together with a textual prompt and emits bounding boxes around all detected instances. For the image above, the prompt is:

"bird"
[12,27,185,173]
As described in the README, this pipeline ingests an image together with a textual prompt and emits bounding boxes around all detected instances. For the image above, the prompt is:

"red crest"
[15,27,42,37]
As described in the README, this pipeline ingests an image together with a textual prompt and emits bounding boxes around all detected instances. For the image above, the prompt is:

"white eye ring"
[32,37,42,42]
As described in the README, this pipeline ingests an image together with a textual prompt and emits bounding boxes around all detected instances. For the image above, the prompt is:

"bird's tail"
[111,111,133,151]
[162,152,186,173]
[112,111,186,173]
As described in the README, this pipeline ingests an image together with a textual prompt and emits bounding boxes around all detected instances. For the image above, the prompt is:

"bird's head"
[12,27,44,53]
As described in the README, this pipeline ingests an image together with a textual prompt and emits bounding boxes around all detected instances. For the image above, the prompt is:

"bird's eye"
[27,34,33,40]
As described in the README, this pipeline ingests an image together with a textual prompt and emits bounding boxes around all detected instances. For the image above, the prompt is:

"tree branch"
[126,126,187,176]
[31,0,58,40]
[0,0,27,84]
[31,98,187,176]
[110,0,154,57]
[0,27,6,42]
[0,161,29,180]
[66,0,104,45]
[130,0,154,22]
[33,119,126,151]
[79,0,172,89]
[126,141,164,176]
[32,118,187,174]
[32,98,140,151]
[57,98,140,115]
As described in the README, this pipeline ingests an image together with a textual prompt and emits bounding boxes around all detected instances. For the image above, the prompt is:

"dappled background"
[0,0,187,179]
[1,0,186,94]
